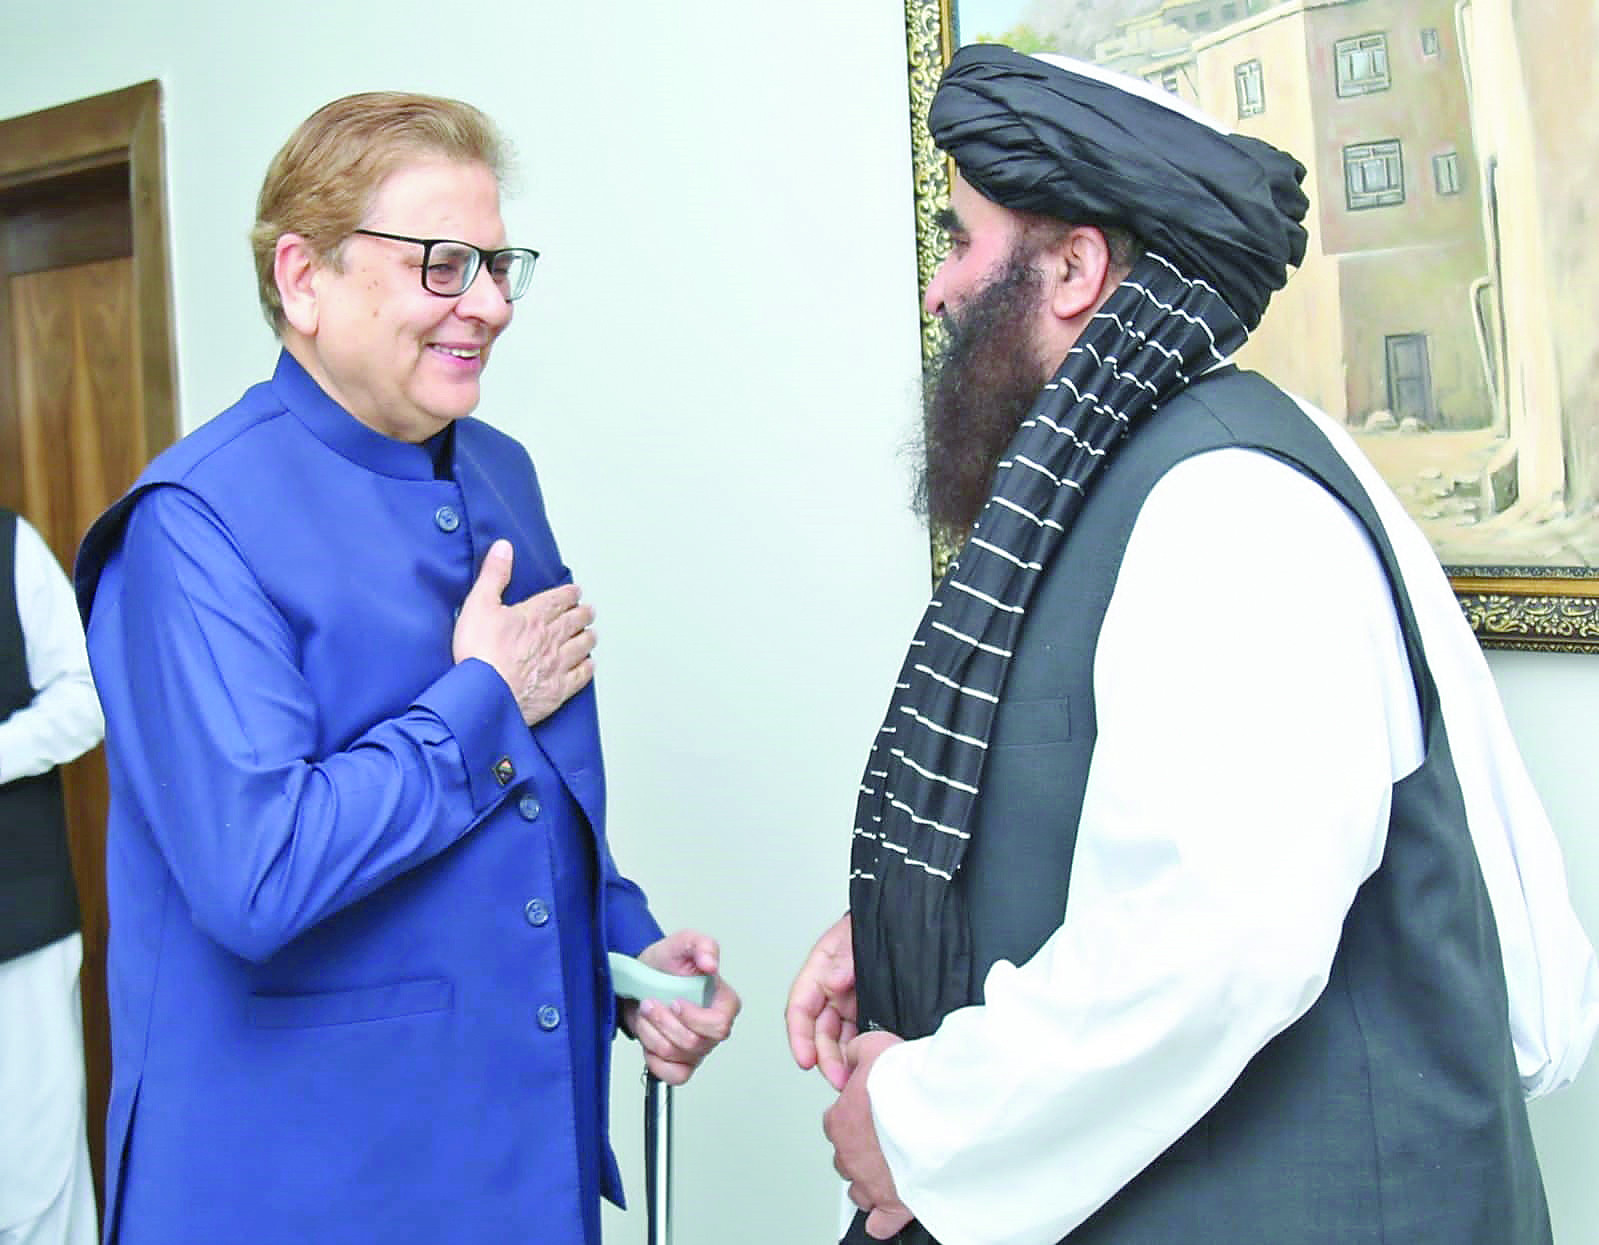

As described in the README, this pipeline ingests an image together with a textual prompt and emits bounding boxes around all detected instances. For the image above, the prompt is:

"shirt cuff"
[420,658,541,811]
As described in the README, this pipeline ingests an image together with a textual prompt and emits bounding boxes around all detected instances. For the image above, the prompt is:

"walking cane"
[608,952,715,1245]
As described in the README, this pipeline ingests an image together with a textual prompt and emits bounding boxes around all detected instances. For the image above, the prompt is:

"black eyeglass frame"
[350,228,539,301]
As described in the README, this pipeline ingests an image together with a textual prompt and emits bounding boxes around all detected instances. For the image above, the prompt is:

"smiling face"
[280,157,514,443]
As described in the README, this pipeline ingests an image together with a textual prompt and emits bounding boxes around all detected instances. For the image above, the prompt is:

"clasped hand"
[787,914,914,1240]
[619,930,742,1086]
[452,539,596,725]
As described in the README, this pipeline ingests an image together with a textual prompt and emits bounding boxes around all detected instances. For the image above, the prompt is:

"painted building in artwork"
[1214,2,1491,441]
[1452,0,1599,521]
[1087,0,1598,541]
[1095,1,1273,96]
[1094,16,1192,86]
[1101,1,1490,435]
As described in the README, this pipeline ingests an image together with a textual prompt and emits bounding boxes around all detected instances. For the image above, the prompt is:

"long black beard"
[912,257,1052,536]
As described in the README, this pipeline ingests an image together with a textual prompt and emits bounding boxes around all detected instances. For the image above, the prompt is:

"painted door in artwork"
[1385,332,1435,424]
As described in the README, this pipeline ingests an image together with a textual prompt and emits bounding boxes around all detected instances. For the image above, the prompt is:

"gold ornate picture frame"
[902,0,1599,652]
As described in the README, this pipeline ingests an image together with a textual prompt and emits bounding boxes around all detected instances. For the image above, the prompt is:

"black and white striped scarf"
[849,251,1249,1041]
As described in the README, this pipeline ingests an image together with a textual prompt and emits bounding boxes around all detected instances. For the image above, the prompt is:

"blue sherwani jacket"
[75,351,661,1244]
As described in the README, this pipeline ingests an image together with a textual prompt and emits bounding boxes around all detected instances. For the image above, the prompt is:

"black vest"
[951,369,1548,1243]
[0,508,81,963]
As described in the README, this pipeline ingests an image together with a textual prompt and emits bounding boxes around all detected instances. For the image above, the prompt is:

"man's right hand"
[786,911,858,1091]
[452,539,596,726]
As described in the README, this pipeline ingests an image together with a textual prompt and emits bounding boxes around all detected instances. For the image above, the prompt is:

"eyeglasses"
[351,229,539,301]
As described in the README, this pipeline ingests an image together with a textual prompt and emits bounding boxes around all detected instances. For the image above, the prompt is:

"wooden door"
[0,83,177,1220]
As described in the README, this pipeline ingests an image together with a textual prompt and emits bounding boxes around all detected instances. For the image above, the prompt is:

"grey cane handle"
[607,951,716,1008]
[608,952,714,1245]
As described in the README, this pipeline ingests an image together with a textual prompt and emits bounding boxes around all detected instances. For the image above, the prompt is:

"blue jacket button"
[537,1004,561,1031]
[524,898,550,927]
[434,505,460,533]
[518,793,541,821]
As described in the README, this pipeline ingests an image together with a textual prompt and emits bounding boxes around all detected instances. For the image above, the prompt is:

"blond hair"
[250,91,509,332]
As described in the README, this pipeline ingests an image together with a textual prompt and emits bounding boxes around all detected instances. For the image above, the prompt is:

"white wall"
[2,3,1594,1242]
[1,3,930,1241]
[1492,651,1599,1245]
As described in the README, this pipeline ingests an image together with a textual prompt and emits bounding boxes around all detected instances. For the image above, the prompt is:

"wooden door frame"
[1,80,177,1216]
[1,80,178,462]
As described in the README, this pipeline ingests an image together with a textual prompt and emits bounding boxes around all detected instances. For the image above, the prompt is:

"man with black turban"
[787,45,1597,1245]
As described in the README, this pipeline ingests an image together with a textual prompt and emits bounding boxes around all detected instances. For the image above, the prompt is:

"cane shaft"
[645,1073,673,1245]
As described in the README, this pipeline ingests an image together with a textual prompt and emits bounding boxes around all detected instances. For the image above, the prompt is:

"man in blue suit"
[75,91,739,1245]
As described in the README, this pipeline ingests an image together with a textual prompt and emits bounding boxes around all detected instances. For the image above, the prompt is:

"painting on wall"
[904,0,1599,650]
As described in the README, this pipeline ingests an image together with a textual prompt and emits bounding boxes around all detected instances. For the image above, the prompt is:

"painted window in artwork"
[1344,140,1405,209]
[1420,27,1440,56]
[1335,33,1391,96]
[1221,3,1238,20]
[1434,151,1463,195]
[1235,60,1265,118]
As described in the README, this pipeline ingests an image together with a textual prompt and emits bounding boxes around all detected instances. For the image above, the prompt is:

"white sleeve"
[0,516,104,784]
[867,449,1423,1245]
[1286,397,1599,1098]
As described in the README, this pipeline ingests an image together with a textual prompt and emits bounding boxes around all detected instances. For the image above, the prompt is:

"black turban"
[929,43,1309,330]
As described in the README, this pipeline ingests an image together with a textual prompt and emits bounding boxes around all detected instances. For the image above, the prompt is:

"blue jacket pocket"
[247,977,452,1029]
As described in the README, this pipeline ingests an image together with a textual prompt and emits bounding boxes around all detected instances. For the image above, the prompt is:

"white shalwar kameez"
[868,401,1599,1245]
[0,516,104,1245]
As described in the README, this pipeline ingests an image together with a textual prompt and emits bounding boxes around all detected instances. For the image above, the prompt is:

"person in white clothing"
[786,45,1599,1245]
[0,508,104,1245]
